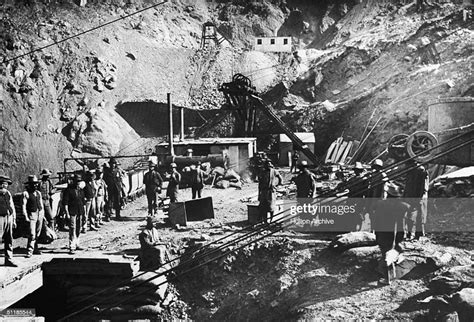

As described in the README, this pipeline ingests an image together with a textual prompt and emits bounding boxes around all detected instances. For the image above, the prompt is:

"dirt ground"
[4,167,472,321]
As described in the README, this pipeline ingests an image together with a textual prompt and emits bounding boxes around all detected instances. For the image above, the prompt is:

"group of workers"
[256,154,429,284]
[0,158,127,264]
[143,160,206,216]
[0,157,209,266]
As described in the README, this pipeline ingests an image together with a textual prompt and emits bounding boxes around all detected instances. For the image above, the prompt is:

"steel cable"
[59,134,473,320]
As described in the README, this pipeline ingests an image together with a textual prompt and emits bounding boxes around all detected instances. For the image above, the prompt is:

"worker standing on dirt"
[403,159,429,240]
[291,161,317,198]
[83,170,97,232]
[94,168,107,225]
[39,169,55,231]
[190,161,205,199]
[290,150,300,174]
[366,159,388,231]
[373,183,410,285]
[62,174,86,254]
[0,174,18,267]
[104,158,124,220]
[144,160,163,216]
[22,175,44,258]
[258,160,282,224]
[166,163,181,203]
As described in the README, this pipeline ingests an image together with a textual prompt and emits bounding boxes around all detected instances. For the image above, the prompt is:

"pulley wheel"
[406,131,438,162]
[232,73,252,88]
[387,133,409,160]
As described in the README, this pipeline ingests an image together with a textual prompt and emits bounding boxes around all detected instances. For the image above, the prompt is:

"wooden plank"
[0,267,43,310]
[340,141,353,164]
[334,141,348,163]
[324,140,337,163]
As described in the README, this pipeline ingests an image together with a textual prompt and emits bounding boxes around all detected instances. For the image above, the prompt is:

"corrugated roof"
[279,133,315,143]
[157,137,257,146]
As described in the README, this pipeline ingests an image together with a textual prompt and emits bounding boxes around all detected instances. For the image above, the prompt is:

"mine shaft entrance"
[115,101,215,138]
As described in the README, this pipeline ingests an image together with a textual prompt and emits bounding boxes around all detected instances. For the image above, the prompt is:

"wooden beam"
[0,267,43,310]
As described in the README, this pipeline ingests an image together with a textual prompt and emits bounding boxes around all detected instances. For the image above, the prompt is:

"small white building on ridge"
[254,36,292,53]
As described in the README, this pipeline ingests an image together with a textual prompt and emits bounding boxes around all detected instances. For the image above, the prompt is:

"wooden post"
[180,107,184,141]
[168,93,174,156]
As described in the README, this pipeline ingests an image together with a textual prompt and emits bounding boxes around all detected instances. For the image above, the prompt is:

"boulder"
[429,265,474,295]
[451,288,474,322]
[68,107,140,155]
[328,231,377,252]
[341,245,380,263]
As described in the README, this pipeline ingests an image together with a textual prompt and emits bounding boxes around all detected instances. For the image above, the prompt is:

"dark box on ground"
[168,197,214,226]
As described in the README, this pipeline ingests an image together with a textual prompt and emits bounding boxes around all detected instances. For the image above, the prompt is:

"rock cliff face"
[0,0,472,189]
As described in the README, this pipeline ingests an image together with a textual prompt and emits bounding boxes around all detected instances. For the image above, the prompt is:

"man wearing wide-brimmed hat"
[144,160,163,215]
[104,157,125,219]
[0,174,18,267]
[22,175,44,258]
[62,173,86,254]
[39,168,55,231]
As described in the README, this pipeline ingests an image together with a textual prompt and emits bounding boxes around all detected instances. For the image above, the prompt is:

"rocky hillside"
[1,0,472,189]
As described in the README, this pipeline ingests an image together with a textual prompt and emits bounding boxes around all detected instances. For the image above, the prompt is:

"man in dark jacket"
[62,174,86,254]
[374,182,411,285]
[144,161,163,216]
[190,161,205,199]
[0,174,18,266]
[39,169,55,230]
[104,158,124,219]
[166,163,181,203]
[367,159,387,231]
[291,161,316,198]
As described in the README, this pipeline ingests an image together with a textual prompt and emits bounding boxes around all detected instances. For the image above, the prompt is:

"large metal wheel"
[388,133,409,160]
[406,131,438,162]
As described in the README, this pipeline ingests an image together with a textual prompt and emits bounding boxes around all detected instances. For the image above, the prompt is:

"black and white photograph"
[0,0,473,321]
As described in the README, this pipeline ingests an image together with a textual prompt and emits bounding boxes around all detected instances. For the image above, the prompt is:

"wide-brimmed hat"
[40,168,52,176]
[354,162,364,170]
[109,158,119,165]
[170,162,177,168]
[0,174,12,185]
[372,159,383,169]
[24,175,39,184]
[72,173,82,181]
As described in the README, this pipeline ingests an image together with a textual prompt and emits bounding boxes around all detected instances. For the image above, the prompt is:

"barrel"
[428,97,474,166]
